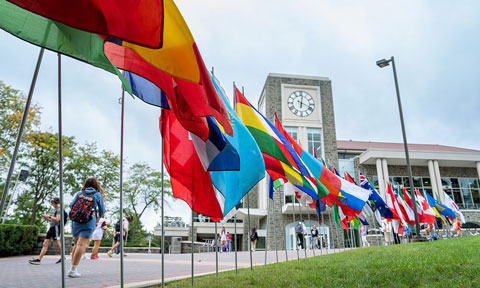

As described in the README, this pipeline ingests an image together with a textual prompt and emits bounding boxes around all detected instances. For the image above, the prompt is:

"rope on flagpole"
[57,53,66,288]
[292,196,299,260]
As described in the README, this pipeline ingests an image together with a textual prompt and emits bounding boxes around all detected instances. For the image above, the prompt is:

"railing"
[193,216,243,223]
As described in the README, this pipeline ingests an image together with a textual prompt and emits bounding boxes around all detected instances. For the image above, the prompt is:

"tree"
[0,81,41,174]
[123,163,171,243]
[21,131,76,225]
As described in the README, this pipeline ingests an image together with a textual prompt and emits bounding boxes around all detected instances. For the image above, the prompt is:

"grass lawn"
[164,236,480,288]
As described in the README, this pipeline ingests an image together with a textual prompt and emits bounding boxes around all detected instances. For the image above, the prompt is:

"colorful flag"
[386,184,406,227]
[359,172,395,219]
[7,0,164,48]
[425,192,456,220]
[234,88,318,200]
[415,189,436,225]
[443,191,465,223]
[159,109,223,219]
[333,203,349,231]
[396,186,415,226]
[344,172,356,184]
[208,76,265,217]
[0,0,131,93]
[315,199,326,224]
[125,72,169,109]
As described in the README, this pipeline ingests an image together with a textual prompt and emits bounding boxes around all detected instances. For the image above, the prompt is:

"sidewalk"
[0,248,344,288]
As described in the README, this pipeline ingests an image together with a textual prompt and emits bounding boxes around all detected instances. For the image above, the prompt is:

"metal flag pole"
[160,121,165,288]
[264,197,270,266]
[243,86,253,271]
[280,195,288,262]
[298,201,307,259]
[319,212,323,256]
[119,71,126,288]
[327,208,335,254]
[57,53,66,288]
[291,196,299,260]
[1,172,21,224]
[234,213,238,274]
[215,221,218,277]
[307,203,315,257]
[0,48,44,216]
[273,196,279,264]
[191,212,194,286]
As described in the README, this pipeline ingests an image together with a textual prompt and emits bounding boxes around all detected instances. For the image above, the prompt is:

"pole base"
[412,236,427,242]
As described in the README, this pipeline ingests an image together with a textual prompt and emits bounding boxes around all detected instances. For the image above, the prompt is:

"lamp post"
[376,56,424,241]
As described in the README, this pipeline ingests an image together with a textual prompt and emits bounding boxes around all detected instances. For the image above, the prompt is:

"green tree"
[123,163,171,243]
[0,81,41,174]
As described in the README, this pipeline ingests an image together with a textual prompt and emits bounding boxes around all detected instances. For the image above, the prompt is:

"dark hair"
[126,216,133,222]
[51,197,60,204]
[82,177,105,199]
[251,227,256,234]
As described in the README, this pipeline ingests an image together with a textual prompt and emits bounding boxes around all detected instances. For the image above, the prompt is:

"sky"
[1,1,479,230]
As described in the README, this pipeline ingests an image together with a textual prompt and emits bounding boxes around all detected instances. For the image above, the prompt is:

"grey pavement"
[0,248,347,288]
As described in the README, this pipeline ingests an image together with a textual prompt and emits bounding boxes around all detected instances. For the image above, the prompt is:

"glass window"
[284,127,298,141]
[307,128,322,156]
[392,177,403,187]
[452,189,463,207]
[422,178,432,188]
[372,176,379,189]
[461,187,473,206]
[451,178,459,188]
[441,178,452,190]
[338,159,355,178]
[472,179,479,189]
[471,189,480,205]
[459,178,472,189]
[413,177,423,188]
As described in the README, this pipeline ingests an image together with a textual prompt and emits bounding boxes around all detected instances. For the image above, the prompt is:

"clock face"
[287,91,315,117]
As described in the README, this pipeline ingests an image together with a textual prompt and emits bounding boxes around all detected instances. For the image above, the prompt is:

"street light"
[377,56,424,241]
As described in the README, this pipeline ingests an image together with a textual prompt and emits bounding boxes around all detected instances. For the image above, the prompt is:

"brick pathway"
[0,248,344,288]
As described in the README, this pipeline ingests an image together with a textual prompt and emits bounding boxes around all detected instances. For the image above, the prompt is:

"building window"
[338,159,355,178]
[307,128,322,157]
[284,126,298,141]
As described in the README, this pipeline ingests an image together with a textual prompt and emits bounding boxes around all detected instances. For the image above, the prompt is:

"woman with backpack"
[68,177,106,278]
[250,227,258,252]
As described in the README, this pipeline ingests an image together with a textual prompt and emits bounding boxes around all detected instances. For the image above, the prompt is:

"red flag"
[344,172,355,184]
[160,109,223,219]
[8,0,164,48]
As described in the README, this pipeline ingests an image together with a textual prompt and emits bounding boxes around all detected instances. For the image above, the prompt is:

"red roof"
[337,140,480,153]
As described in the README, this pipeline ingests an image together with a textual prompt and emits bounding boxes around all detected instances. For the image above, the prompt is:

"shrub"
[0,224,39,257]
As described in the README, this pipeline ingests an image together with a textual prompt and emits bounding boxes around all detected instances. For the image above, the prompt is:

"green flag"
[0,0,131,94]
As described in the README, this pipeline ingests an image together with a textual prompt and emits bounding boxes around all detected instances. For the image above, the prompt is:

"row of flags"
[1,1,467,227]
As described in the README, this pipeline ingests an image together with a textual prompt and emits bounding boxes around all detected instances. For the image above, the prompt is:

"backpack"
[69,191,96,224]
[115,220,121,232]
[54,209,68,225]
[250,233,256,241]
[295,223,303,234]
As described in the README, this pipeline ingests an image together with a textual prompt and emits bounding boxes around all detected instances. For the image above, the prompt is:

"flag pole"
[264,197,269,266]
[242,86,253,271]
[160,117,165,288]
[191,211,194,286]
[119,71,126,288]
[298,201,307,258]
[234,212,238,274]
[280,195,288,262]
[215,221,218,277]
[57,53,66,288]
[0,48,44,216]
[273,195,279,264]
[291,196,299,260]
[319,212,323,256]
[327,208,335,254]
[307,203,315,257]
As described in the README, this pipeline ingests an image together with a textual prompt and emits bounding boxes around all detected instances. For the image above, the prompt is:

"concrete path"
[0,248,347,288]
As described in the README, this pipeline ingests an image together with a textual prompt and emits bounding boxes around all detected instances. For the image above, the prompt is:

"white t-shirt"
[91,218,107,240]
[220,231,227,241]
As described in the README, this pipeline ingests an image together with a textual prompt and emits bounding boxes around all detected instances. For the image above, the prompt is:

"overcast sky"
[1,1,479,230]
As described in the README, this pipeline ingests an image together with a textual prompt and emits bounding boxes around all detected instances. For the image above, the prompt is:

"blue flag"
[359,172,394,219]
[269,176,274,200]
[315,199,326,224]
[425,192,457,219]
[209,75,265,217]
[125,72,169,109]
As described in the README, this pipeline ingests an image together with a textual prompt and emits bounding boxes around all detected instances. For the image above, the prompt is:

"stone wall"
[32,234,73,255]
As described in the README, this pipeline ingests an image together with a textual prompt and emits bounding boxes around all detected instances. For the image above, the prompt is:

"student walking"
[311,225,319,249]
[90,216,108,259]
[250,227,258,252]
[295,221,306,250]
[107,216,133,257]
[220,226,227,253]
[28,197,65,265]
[360,224,370,247]
[68,178,106,278]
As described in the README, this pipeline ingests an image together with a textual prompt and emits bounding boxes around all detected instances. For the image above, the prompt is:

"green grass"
[164,236,480,288]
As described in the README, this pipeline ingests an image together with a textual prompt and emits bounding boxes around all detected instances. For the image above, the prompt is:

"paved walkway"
[0,248,346,288]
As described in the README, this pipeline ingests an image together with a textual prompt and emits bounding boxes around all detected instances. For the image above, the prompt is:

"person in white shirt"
[90,216,108,259]
[220,227,227,253]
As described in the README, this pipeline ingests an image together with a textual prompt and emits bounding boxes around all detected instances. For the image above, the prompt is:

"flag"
[0,0,131,93]
[386,184,406,226]
[7,0,164,48]
[315,199,326,224]
[208,76,265,217]
[269,177,274,200]
[359,172,395,219]
[125,72,169,109]
[415,189,436,225]
[159,109,223,219]
[425,192,456,219]
[443,191,465,223]
[396,186,415,226]
[234,88,318,200]
[344,172,356,184]
[333,203,349,231]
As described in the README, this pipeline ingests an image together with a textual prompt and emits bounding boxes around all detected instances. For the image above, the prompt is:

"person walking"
[107,216,133,257]
[28,197,65,265]
[90,216,108,259]
[295,221,305,250]
[360,224,370,247]
[311,224,319,249]
[226,232,232,252]
[220,227,227,253]
[250,227,258,252]
[68,178,106,278]
[453,219,463,237]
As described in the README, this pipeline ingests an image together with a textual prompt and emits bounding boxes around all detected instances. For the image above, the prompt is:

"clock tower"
[241,73,343,252]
